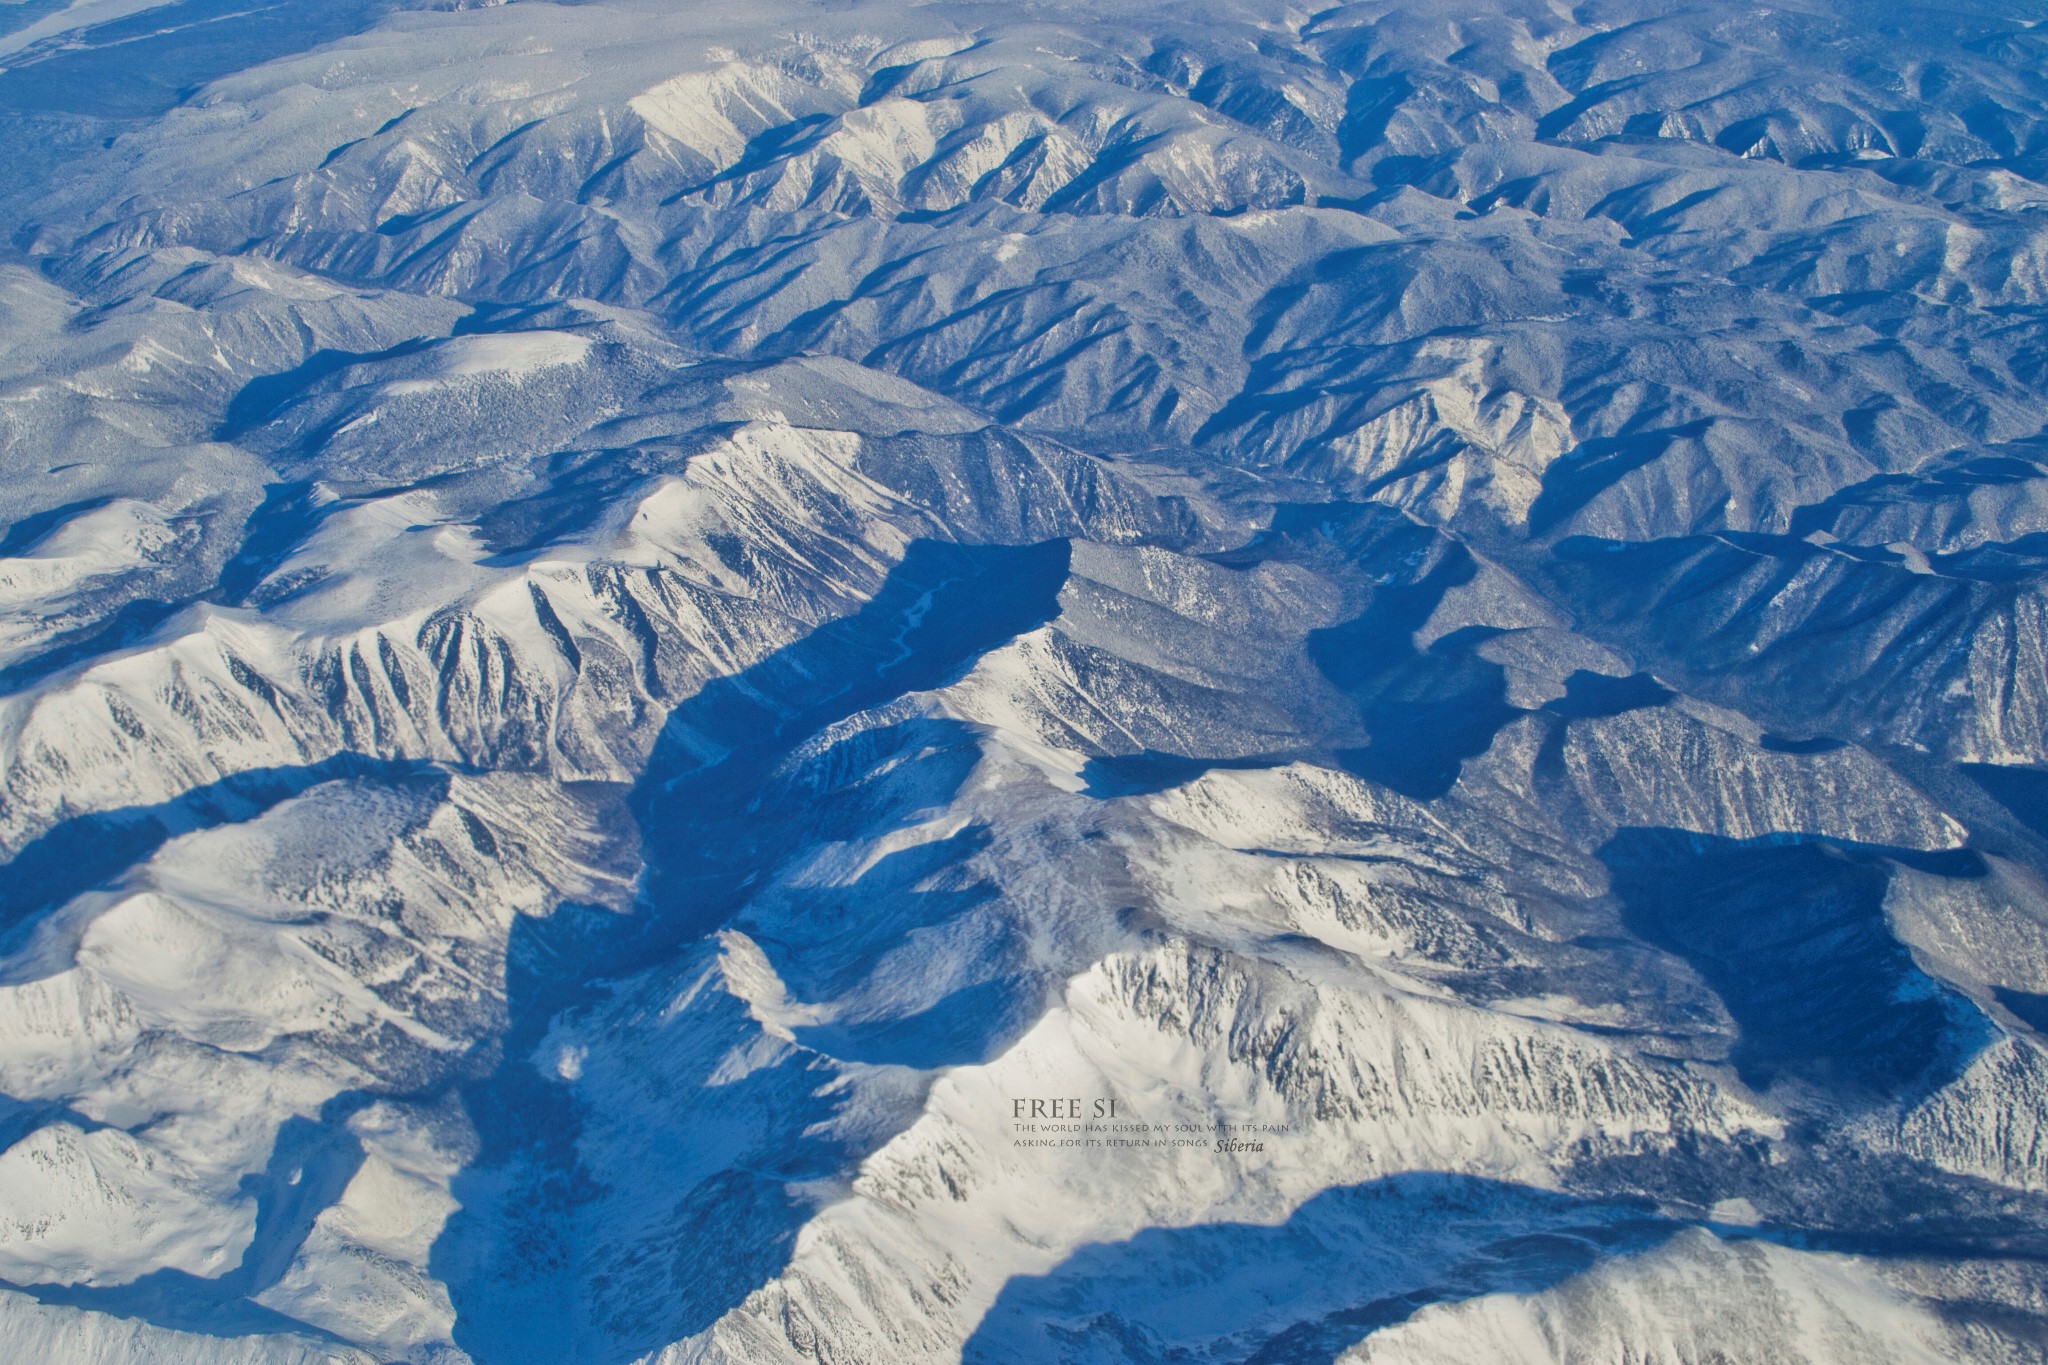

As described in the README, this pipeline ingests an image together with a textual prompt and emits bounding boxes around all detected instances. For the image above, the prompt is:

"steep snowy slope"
[1,0,2047,1361]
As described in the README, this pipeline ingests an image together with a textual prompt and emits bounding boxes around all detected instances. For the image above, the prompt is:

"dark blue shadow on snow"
[965,1173,1684,1365]
[1759,733,1848,755]
[0,497,117,558]
[633,537,1070,948]
[964,1159,2048,1363]
[1996,987,2048,1035]
[0,1095,109,1151]
[218,340,442,441]
[1600,828,1990,1097]
[793,972,1021,1071]
[0,537,1073,1359]
[0,596,196,694]
[1528,421,1711,536]
[4,1089,377,1344]
[1081,750,1283,798]
[1082,504,1678,806]
[1310,547,1517,802]
[0,755,449,957]
[1307,515,1669,803]
[432,537,1075,1364]
[1961,762,2048,842]
[0,752,468,1348]
[0,0,397,119]
[0,322,657,688]
[0,477,342,692]
[1543,669,1673,719]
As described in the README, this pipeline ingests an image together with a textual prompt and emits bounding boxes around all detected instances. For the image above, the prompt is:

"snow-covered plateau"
[1,0,2047,1360]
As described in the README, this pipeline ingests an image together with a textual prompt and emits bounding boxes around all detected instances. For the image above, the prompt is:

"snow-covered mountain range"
[2,0,2047,1360]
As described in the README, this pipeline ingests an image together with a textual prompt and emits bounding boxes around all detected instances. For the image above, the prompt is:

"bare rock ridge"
[0,0,2045,1361]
